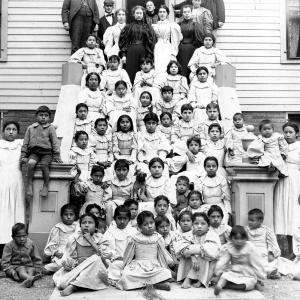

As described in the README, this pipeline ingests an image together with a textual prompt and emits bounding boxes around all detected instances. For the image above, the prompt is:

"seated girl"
[180,190,205,215]
[176,212,221,288]
[44,204,78,273]
[136,91,156,132]
[53,214,111,297]
[157,112,174,144]
[153,195,176,231]
[124,199,139,228]
[214,225,266,295]
[116,211,174,291]
[177,211,193,235]
[85,204,107,234]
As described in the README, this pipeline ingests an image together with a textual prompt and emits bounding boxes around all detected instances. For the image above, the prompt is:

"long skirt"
[177,43,196,80]
[126,44,146,84]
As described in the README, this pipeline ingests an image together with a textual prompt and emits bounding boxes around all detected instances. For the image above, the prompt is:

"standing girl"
[0,121,25,245]
[53,214,111,297]
[117,211,173,290]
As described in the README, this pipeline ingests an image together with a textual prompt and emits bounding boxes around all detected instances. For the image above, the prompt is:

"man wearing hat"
[98,0,117,43]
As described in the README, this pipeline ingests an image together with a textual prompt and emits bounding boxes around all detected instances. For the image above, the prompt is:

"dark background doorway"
[126,0,166,14]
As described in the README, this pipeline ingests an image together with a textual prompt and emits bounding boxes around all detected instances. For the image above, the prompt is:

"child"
[69,34,106,78]
[177,212,221,288]
[274,122,300,253]
[181,190,204,214]
[0,121,25,245]
[133,57,160,102]
[208,205,231,245]
[104,205,137,285]
[1,223,43,287]
[154,195,176,231]
[157,112,174,143]
[195,156,231,224]
[44,204,78,273]
[100,55,132,94]
[78,72,107,122]
[116,211,174,291]
[188,33,229,80]
[53,214,110,296]
[224,112,248,166]
[248,119,288,176]
[137,91,156,132]
[124,199,139,228]
[69,131,96,182]
[156,86,181,123]
[93,117,113,172]
[21,106,62,197]
[159,60,189,101]
[171,104,201,156]
[173,176,190,221]
[85,204,107,234]
[188,66,218,123]
[246,209,282,279]
[177,211,193,235]
[106,80,137,131]
[214,225,266,295]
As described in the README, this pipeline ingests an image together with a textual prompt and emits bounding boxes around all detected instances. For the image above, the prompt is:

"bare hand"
[121,57,126,64]
[63,22,70,31]
[191,256,200,271]
[94,24,99,32]
[218,22,224,28]
[186,150,196,163]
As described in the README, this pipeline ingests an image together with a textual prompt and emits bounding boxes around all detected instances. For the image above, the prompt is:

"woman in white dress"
[152,5,182,74]
[103,9,126,59]
[274,122,300,255]
[0,121,25,245]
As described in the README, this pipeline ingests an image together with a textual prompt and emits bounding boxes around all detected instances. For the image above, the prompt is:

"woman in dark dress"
[177,5,202,80]
[119,6,156,84]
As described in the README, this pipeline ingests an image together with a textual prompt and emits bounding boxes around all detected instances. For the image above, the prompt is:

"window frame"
[0,0,8,62]
[281,0,300,64]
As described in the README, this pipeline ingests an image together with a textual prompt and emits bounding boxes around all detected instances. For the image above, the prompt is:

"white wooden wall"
[0,0,300,112]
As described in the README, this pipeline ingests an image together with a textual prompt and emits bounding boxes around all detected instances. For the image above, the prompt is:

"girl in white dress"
[274,122,300,254]
[0,121,25,244]
[152,5,182,74]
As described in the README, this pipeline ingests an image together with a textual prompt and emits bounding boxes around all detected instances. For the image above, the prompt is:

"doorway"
[126,0,166,13]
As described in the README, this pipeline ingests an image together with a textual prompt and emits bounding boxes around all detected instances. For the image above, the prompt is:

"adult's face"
[158,8,168,21]
[117,10,126,23]
[183,7,192,20]
[134,8,144,21]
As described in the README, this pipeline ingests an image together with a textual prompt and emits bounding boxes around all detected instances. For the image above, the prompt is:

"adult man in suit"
[62,0,100,54]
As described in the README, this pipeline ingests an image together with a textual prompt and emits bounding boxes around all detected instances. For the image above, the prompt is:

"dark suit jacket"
[98,15,117,40]
[61,0,100,25]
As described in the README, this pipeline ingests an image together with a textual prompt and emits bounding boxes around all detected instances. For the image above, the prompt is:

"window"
[0,0,8,62]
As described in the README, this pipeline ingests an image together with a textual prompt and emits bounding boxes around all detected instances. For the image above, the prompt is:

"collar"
[0,139,23,150]
[106,13,114,17]
[111,176,132,187]
[32,122,51,128]
[71,146,94,155]
[12,239,31,249]
[177,190,190,198]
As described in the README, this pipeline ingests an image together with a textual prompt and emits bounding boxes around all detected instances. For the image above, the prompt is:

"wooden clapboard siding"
[0,0,300,112]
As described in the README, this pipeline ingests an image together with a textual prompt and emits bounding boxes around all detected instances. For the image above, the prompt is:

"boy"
[21,106,62,197]
[1,223,43,288]
[173,176,190,221]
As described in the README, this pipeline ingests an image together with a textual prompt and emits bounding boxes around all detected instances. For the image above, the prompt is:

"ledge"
[33,163,75,180]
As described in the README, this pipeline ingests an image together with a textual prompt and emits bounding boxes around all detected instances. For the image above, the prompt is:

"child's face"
[205,159,218,177]
[145,120,157,133]
[233,116,244,129]
[176,180,189,195]
[207,108,219,120]
[284,125,298,144]
[3,124,18,142]
[115,212,130,229]
[248,214,262,230]
[150,161,163,178]
[119,117,131,132]
[155,199,169,216]
[193,216,209,236]
[104,3,113,13]
[62,209,76,225]
[140,93,152,107]
[86,36,97,49]
[115,166,129,181]
[76,134,88,149]
[36,112,50,125]
[188,140,200,154]
[128,204,138,219]
[91,171,104,185]
[109,59,119,71]
[161,114,172,127]
[182,7,192,20]
[89,207,101,218]
[162,91,173,102]
[192,0,201,8]
[139,216,155,236]
[81,216,96,234]
[203,37,213,49]
[134,8,144,21]
[115,84,127,97]
[231,233,247,250]
[189,194,202,209]
[197,70,208,82]
[169,63,179,75]
[13,229,27,246]
[260,123,273,138]
[96,121,108,135]
[209,127,221,142]
[181,109,193,122]
[141,62,152,73]
[146,1,155,12]
[98,219,107,234]
[209,211,223,228]
[179,215,192,232]
[157,221,170,237]
[88,74,99,91]
[77,107,88,120]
